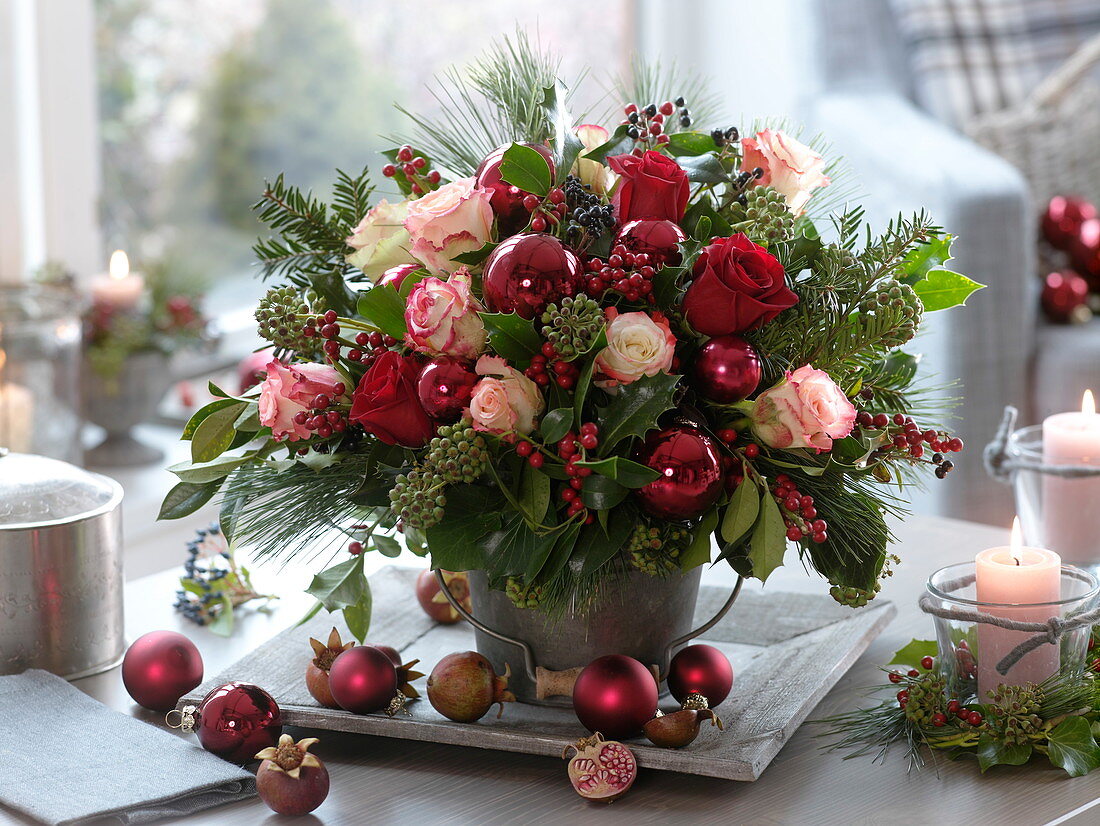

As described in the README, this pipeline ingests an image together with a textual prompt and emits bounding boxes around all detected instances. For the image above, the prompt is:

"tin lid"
[0,452,123,529]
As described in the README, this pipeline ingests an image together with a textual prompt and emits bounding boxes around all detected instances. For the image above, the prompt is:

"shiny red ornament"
[121,630,204,712]
[481,233,583,319]
[690,335,761,404]
[634,427,725,520]
[615,218,687,266]
[1041,195,1097,250]
[667,644,734,706]
[1041,270,1092,324]
[328,645,398,714]
[417,356,478,421]
[379,263,420,291]
[1069,218,1100,289]
[572,654,659,739]
[475,143,556,236]
[193,681,282,763]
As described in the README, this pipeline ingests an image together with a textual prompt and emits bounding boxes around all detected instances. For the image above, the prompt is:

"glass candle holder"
[0,286,83,463]
[924,562,1100,701]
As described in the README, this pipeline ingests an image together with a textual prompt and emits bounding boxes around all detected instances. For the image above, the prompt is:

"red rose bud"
[607,150,690,224]
[350,351,435,447]
[682,234,797,336]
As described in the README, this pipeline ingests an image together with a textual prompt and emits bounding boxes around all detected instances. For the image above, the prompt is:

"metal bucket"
[441,567,741,705]
[0,452,126,678]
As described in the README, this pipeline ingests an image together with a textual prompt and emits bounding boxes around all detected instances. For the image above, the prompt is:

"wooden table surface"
[12,514,1100,826]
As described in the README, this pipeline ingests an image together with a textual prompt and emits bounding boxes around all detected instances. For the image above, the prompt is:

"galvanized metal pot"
[0,452,126,678]
[84,350,174,467]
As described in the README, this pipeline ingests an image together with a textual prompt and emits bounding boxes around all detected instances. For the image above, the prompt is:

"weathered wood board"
[180,566,895,781]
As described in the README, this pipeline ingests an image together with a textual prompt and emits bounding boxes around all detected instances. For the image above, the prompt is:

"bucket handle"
[434,569,743,689]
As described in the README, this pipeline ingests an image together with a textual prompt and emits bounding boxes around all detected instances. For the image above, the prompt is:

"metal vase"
[84,350,174,466]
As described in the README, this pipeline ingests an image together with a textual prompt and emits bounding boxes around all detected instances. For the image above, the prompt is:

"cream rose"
[404,268,487,359]
[594,308,676,390]
[258,360,345,442]
[467,355,544,439]
[346,199,417,281]
[571,124,618,196]
[740,129,830,216]
[404,177,494,275]
[751,365,855,451]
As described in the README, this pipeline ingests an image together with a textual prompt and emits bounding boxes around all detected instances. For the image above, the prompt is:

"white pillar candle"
[1041,390,1100,559]
[0,350,34,452]
[90,250,145,310]
[975,518,1061,697]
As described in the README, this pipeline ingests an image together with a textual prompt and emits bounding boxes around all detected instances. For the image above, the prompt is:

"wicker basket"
[964,32,1100,208]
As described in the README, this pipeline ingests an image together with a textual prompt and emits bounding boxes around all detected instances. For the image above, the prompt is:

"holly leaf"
[887,639,938,668]
[675,153,729,184]
[580,474,630,510]
[542,83,585,185]
[899,234,954,284]
[499,142,552,197]
[356,284,407,339]
[305,554,367,612]
[424,484,504,571]
[976,735,1032,773]
[452,242,497,266]
[666,131,719,157]
[748,491,787,581]
[540,407,574,444]
[342,583,372,643]
[158,480,221,520]
[479,312,541,367]
[191,401,247,463]
[721,477,761,546]
[1047,717,1100,777]
[911,268,985,312]
[680,509,719,570]
[584,124,633,164]
[574,456,660,489]
[595,372,681,456]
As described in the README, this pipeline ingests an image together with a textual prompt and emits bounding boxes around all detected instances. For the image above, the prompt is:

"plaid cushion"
[891,0,1100,126]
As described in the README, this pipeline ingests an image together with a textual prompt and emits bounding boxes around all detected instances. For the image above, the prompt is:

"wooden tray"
[179,566,895,781]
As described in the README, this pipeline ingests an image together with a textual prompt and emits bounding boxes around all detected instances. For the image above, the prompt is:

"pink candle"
[91,250,145,310]
[1041,390,1100,559]
[975,520,1061,697]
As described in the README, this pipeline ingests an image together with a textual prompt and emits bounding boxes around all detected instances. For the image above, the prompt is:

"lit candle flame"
[1010,516,1023,565]
[109,250,130,281]
[1083,389,1096,416]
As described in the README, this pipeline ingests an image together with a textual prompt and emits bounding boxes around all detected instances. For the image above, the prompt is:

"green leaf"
[295,600,324,628]
[574,456,660,489]
[158,480,221,520]
[976,735,1032,773]
[356,284,407,339]
[519,462,551,525]
[182,398,241,440]
[374,534,402,558]
[540,408,573,444]
[451,242,497,266]
[342,582,373,643]
[535,520,582,582]
[579,504,637,576]
[680,509,719,570]
[899,234,953,284]
[579,474,629,510]
[911,268,986,312]
[542,83,585,185]
[169,454,250,484]
[1047,717,1100,777]
[584,124,633,164]
[191,401,247,463]
[676,153,729,184]
[219,491,244,545]
[681,199,732,238]
[499,142,552,197]
[482,512,559,577]
[480,312,541,366]
[748,491,787,581]
[888,639,939,668]
[424,485,503,570]
[721,478,761,545]
[207,595,235,637]
[595,372,681,456]
[305,554,366,612]
[233,402,261,433]
[666,131,719,157]
[573,355,597,425]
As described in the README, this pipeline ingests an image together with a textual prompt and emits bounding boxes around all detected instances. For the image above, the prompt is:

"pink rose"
[346,199,417,280]
[594,309,676,390]
[404,268,487,359]
[740,129,830,216]
[466,355,544,439]
[571,124,617,196]
[258,359,345,442]
[404,177,494,275]
[751,365,856,451]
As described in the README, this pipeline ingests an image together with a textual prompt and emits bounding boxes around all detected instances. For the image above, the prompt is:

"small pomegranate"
[416,569,471,624]
[572,655,658,739]
[255,734,330,815]
[305,628,354,709]
[562,733,637,803]
[643,707,723,748]
[427,651,515,722]
[369,643,426,699]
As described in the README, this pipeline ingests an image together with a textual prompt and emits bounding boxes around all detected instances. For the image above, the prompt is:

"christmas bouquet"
[160,39,982,635]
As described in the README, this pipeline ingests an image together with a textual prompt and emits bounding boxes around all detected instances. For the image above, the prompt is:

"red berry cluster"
[347,541,363,556]
[855,411,964,473]
[771,474,828,544]
[288,380,349,440]
[349,330,399,366]
[522,186,568,233]
[524,343,580,390]
[301,309,346,361]
[621,97,691,154]
[584,244,658,304]
[382,145,441,195]
[559,424,599,523]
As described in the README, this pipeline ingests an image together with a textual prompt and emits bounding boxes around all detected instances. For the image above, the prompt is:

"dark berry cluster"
[622,97,691,153]
[771,474,828,544]
[524,342,580,390]
[521,186,568,233]
[382,144,441,195]
[710,126,740,148]
[563,175,614,237]
[173,523,268,627]
[583,243,658,304]
[732,166,765,206]
[854,410,963,473]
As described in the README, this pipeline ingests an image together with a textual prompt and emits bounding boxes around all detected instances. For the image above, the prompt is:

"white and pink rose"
[404,268,487,359]
[740,129,830,216]
[594,308,676,390]
[751,365,855,451]
[258,360,346,442]
[345,199,417,280]
[466,355,544,439]
[571,124,618,196]
[404,177,494,275]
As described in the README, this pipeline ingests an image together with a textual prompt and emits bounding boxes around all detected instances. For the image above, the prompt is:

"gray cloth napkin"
[0,670,256,825]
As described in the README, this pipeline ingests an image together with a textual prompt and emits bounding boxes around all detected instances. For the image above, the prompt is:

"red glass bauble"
[475,143,556,236]
[379,263,420,291]
[417,356,478,421]
[121,630,204,712]
[195,681,282,763]
[572,654,658,739]
[1069,218,1100,289]
[615,218,687,266]
[690,335,762,404]
[481,233,583,319]
[634,427,725,521]
[328,645,398,714]
[1042,196,1097,250]
[1041,270,1092,324]
[667,644,734,706]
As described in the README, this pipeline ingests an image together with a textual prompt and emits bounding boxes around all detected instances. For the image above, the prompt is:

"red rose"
[608,150,689,224]
[682,234,797,336]
[350,351,435,447]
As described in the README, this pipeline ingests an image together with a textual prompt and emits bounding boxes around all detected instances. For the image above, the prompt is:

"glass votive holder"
[924,562,1100,701]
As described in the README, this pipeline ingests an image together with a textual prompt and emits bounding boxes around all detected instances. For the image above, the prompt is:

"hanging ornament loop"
[164,704,198,731]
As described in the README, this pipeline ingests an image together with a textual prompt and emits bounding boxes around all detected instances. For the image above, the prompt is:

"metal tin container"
[0,452,125,678]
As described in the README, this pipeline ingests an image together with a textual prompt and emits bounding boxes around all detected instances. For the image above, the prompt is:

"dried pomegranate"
[255,734,330,815]
[369,643,425,699]
[305,628,353,709]
[426,651,515,722]
[643,707,723,748]
[562,733,637,803]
